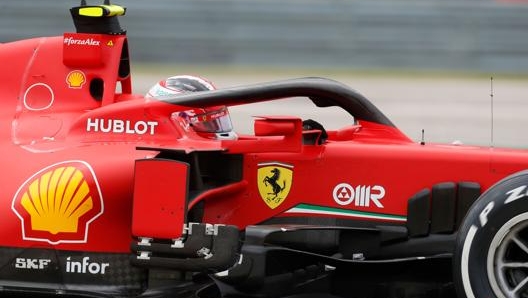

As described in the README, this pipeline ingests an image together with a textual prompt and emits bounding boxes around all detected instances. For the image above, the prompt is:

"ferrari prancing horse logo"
[257,162,293,209]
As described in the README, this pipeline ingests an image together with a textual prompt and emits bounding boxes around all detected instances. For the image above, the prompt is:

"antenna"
[104,0,110,5]
[420,129,425,145]
[490,76,494,148]
[81,0,87,6]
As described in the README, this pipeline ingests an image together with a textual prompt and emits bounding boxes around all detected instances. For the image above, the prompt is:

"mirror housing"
[254,117,297,136]
[223,116,303,153]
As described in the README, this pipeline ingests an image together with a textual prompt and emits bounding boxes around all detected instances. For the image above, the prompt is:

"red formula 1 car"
[2,3,528,298]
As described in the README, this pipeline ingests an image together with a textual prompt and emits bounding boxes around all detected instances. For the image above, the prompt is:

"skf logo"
[333,183,385,208]
[12,161,104,245]
[257,162,293,209]
[15,258,51,270]
[66,70,86,89]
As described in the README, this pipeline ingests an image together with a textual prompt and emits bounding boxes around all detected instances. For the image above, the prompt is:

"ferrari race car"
[2,2,528,298]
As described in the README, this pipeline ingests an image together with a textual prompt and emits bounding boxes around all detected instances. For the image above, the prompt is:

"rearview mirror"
[254,117,298,136]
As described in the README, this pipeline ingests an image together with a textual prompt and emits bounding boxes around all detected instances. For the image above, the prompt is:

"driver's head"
[146,75,236,140]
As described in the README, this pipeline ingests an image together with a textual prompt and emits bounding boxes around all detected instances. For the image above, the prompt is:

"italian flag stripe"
[284,203,407,222]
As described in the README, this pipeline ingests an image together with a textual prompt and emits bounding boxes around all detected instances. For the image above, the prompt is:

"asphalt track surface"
[133,67,528,149]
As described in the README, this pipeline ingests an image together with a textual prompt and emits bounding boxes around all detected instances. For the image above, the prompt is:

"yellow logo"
[66,70,86,89]
[107,40,114,47]
[257,162,293,209]
[12,161,103,245]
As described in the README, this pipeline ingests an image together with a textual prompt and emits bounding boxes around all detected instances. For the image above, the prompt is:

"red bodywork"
[1,4,528,297]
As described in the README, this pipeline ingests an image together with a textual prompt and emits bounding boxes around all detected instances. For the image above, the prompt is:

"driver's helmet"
[146,75,216,97]
[146,75,236,140]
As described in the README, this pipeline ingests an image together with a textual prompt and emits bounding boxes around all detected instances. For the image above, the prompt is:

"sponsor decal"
[65,256,109,275]
[333,183,385,208]
[257,162,293,209]
[15,258,51,270]
[86,118,159,135]
[106,40,114,47]
[66,70,86,89]
[63,36,101,47]
[12,161,104,245]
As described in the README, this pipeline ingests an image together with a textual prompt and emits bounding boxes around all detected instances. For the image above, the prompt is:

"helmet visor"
[188,107,233,133]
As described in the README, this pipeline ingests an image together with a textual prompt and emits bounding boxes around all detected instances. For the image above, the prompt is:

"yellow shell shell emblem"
[257,162,293,209]
[12,161,103,244]
[66,70,86,88]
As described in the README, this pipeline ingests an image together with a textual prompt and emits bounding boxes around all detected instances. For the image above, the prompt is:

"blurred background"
[1,0,528,147]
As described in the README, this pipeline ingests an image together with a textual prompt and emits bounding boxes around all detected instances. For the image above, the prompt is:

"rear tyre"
[453,171,528,298]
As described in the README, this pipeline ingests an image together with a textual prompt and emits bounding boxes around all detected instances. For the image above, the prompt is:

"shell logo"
[12,161,104,245]
[66,70,86,89]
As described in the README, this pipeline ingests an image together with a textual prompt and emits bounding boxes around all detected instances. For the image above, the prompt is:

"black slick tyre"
[454,170,528,298]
